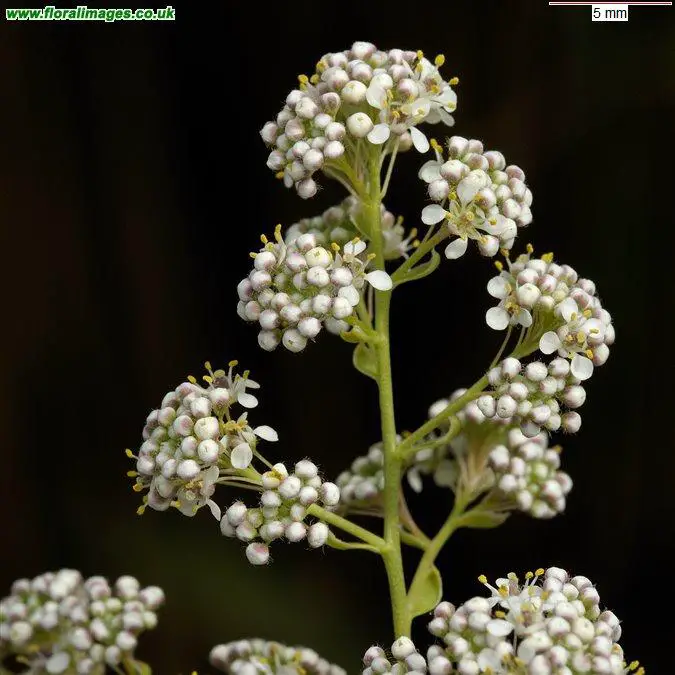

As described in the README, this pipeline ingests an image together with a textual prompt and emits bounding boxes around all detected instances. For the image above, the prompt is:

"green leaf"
[124,660,152,674]
[340,327,365,344]
[408,565,443,619]
[353,342,378,380]
[394,249,441,287]
[458,510,510,529]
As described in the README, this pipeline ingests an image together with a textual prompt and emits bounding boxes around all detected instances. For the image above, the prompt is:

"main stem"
[367,151,410,638]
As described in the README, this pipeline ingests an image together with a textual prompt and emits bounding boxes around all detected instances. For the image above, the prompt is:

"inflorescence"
[220,459,340,565]
[237,225,391,352]
[0,570,162,674]
[261,42,457,198]
[419,135,532,259]
[426,568,642,675]
[210,639,346,675]
[128,362,277,520]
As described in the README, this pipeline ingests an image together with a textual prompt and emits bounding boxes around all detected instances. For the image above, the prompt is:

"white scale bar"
[549,2,671,4]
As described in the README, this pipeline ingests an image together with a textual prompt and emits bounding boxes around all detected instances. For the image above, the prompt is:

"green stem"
[308,504,385,549]
[327,531,380,554]
[397,377,488,458]
[407,493,470,605]
[392,229,449,284]
[366,148,411,638]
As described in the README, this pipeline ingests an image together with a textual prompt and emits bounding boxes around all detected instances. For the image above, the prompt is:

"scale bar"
[549,2,671,4]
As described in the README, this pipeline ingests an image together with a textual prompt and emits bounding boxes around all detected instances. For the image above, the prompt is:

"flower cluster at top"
[237,225,391,353]
[128,362,278,520]
[0,570,162,675]
[419,135,532,259]
[284,196,415,261]
[479,249,615,437]
[261,41,457,198]
[220,459,340,566]
[210,639,346,675]
[425,567,642,675]
[337,394,572,520]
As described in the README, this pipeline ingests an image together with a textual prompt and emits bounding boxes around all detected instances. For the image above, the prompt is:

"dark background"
[1,2,673,672]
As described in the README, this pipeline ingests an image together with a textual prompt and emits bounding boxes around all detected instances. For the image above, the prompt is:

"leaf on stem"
[353,343,378,380]
[457,510,510,529]
[407,564,443,619]
[125,660,152,674]
[395,249,441,287]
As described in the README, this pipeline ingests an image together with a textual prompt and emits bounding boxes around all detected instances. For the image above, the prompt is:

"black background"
[1,2,673,672]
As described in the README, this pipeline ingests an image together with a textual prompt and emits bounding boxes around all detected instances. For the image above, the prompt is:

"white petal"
[421,204,447,225]
[237,392,258,409]
[487,619,514,637]
[367,123,391,145]
[407,469,423,493]
[338,285,360,306]
[456,176,481,205]
[487,276,509,299]
[558,297,579,323]
[539,331,561,355]
[477,649,502,671]
[436,108,455,127]
[486,306,510,330]
[437,87,457,109]
[365,270,393,291]
[418,160,442,182]
[203,465,220,487]
[571,354,594,381]
[444,237,468,259]
[244,378,261,389]
[254,425,279,442]
[46,653,70,674]
[517,308,533,327]
[231,443,253,469]
[207,499,222,521]
[366,82,387,109]
[410,126,430,153]
[344,239,367,256]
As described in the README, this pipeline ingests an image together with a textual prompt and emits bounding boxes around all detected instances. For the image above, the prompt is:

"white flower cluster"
[0,570,162,675]
[284,196,413,261]
[488,427,572,519]
[485,251,615,382]
[426,567,640,675]
[129,362,277,520]
[237,226,392,352]
[261,41,457,197]
[335,441,386,505]
[362,637,428,675]
[482,356,588,437]
[220,459,340,565]
[210,639,346,675]
[419,136,532,259]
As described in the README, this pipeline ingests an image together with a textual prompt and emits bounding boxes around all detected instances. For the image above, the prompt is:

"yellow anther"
[136,505,146,515]
[316,59,326,72]
[132,483,143,493]
[576,331,586,344]
[449,76,459,85]
[275,171,285,180]
[298,74,309,84]
[498,586,509,597]
[500,248,511,259]
[583,308,592,317]
[434,54,445,67]
[416,50,424,60]
[541,252,554,263]
[478,574,488,584]
[187,375,197,384]
[274,223,283,241]
[310,73,320,85]
[525,571,534,580]
[249,251,257,259]
[585,348,594,358]
[494,261,504,271]
[465,211,474,221]
[331,242,340,252]
[228,359,238,367]
[172,500,181,509]
[495,610,506,619]
[203,375,213,384]
[126,471,137,478]
[409,227,418,239]
[366,253,376,261]
[412,240,420,248]
[535,568,544,576]
[204,360,212,371]
[430,138,442,153]
[125,449,134,458]
[260,234,268,244]
[628,662,640,671]
[526,243,534,254]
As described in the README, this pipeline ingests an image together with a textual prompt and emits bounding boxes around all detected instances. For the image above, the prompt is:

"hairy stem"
[367,148,411,638]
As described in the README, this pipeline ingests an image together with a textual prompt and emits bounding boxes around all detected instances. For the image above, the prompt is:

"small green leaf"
[458,510,510,529]
[124,660,152,674]
[353,342,378,380]
[394,249,441,287]
[408,565,443,619]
